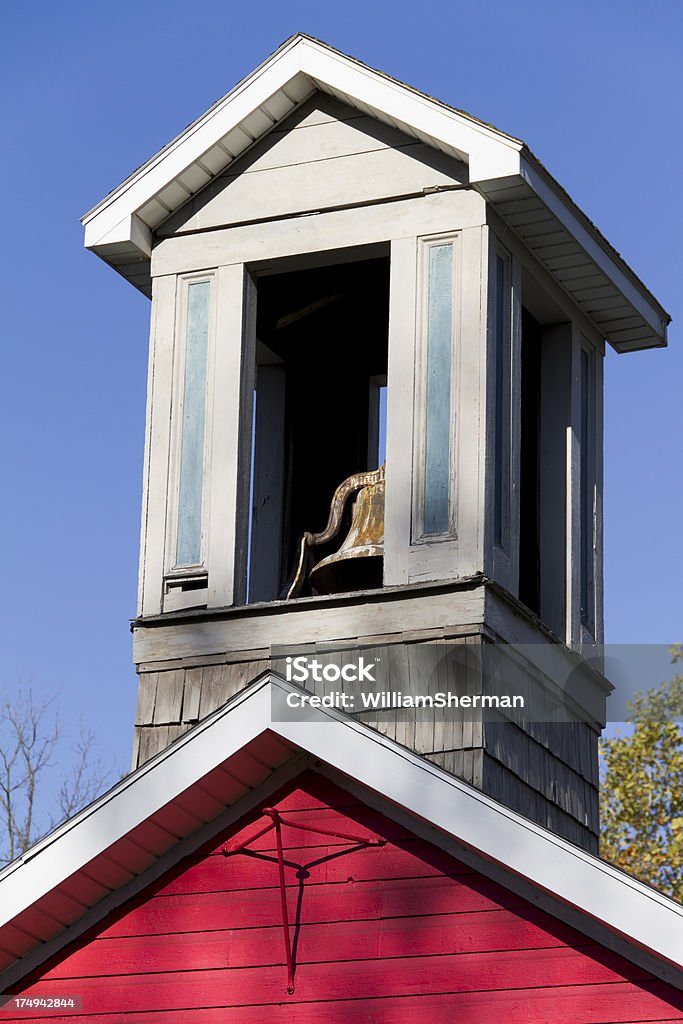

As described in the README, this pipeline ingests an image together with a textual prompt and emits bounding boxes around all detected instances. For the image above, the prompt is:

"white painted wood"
[82,36,667,351]
[151,190,486,278]
[163,126,466,233]
[485,206,604,348]
[163,586,209,612]
[82,34,522,246]
[383,236,417,587]
[0,681,276,932]
[519,156,668,339]
[175,93,463,182]
[206,265,254,609]
[566,325,582,649]
[274,683,683,977]
[454,228,485,585]
[385,222,487,588]
[133,584,486,664]
[172,144,465,231]
[231,272,257,607]
[0,754,308,994]
[139,276,177,617]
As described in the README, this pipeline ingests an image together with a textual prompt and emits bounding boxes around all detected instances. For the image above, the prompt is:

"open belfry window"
[247,253,390,603]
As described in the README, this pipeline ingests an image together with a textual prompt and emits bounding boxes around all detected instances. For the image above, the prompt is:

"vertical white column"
[138,274,177,618]
[384,236,417,586]
[207,265,256,609]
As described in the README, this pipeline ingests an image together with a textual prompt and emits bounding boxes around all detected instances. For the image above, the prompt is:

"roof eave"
[0,675,681,994]
[81,35,669,352]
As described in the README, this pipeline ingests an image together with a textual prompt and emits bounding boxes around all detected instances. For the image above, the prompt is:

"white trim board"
[0,674,681,993]
[81,34,669,350]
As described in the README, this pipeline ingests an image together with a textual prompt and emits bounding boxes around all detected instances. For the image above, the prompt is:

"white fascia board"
[81,39,314,246]
[82,35,523,253]
[269,678,683,971]
[520,153,669,342]
[297,39,523,181]
[84,212,153,256]
[2,674,681,976]
[0,680,274,930]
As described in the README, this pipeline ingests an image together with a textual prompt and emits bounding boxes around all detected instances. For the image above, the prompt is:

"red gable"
[3,771,682,1023]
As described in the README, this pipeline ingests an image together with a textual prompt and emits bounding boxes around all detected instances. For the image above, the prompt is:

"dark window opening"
[519,307,542,616]
[248,254,390,603]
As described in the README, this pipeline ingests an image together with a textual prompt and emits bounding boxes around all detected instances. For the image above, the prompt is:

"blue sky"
[1,0,681,780]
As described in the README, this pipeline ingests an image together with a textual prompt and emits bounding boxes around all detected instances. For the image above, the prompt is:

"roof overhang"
[1,674,681,994]
[82,34,669,352]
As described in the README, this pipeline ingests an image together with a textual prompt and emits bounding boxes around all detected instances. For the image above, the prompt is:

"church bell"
[287,465,385,598]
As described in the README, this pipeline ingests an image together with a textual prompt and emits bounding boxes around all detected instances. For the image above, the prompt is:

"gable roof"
[81,34,669,353]
[0,673,681,995]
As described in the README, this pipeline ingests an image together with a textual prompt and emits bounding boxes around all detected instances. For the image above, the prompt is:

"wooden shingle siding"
[159,94,468,236]
[132,634,599,847]
[5,774,682,1022]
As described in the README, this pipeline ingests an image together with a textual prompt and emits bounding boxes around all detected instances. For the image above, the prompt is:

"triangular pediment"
[0,675,681,998]
[160,92,468,236]
[4,768,683,1018]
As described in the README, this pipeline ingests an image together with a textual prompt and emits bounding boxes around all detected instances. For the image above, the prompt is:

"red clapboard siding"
[38,910,590,979]
[5,771,683,1022]
[94,873,532,937]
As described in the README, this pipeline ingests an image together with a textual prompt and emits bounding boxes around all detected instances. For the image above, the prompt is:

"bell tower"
[83,36,669,854]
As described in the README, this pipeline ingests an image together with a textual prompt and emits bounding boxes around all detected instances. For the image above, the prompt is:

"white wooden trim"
[133,583,487,664]
[411,232,460,543]
[273,682,683,972]
[519,155,668,338]
[0,680,275,929]
[207,265,254,608]
[151,190,487,278]
[0,755,309,995]
[81,35,667,350]
[82,34,522,246]
[485,205,605,350]
[164,272,217,581]
[384,236,418,586]
[318,762,682,989]
[384,223,487,587]
[139,276,176,617]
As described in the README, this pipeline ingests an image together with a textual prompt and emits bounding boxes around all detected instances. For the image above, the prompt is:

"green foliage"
[600,645,683,901]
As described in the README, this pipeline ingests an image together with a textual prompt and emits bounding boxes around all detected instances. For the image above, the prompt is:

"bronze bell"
[286,465,385,599]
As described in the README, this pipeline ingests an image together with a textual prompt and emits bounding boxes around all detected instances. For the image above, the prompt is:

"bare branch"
[0,684,119,866]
